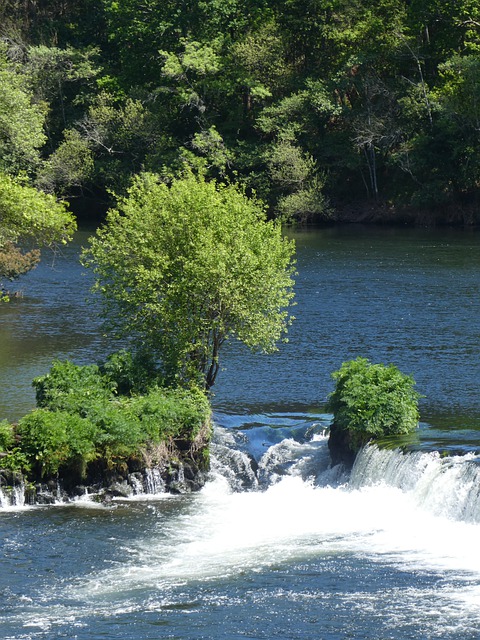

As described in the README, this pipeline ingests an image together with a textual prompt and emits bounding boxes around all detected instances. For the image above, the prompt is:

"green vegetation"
[0,356,211,484]
[0,45,77,298]
[0,1,478,226]
[0,172,76,298]
[327,358,421,465]
[82,172,296,389]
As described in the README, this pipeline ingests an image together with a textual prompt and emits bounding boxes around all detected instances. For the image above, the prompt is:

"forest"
[1,0,480,227]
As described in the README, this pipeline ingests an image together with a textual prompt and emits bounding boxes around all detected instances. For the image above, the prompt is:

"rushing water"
[1,225,480,639]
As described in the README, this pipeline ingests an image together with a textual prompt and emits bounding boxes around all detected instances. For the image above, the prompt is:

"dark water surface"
[1,225,479,432]
[215,225,480,438]
[1,225,480,640]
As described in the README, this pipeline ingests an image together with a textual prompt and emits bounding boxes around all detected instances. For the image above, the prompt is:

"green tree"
[24,44,101,144]
[36,129,94,195]
[72,91,167,194]
[432,54,480,206]
[0,46,47,175]
[326,357,421,465]
[0,173,76,297]
[82,172,296,389]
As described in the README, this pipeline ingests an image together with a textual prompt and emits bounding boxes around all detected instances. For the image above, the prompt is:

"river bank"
[331,200,480,226]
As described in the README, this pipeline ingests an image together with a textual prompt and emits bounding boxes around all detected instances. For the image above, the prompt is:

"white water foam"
[351,444,480,523]
[0,481,27,510]
[9,437,480,639]
[73,453,480,603]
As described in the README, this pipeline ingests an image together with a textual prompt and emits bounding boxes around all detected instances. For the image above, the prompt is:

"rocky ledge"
[0,432,211,507]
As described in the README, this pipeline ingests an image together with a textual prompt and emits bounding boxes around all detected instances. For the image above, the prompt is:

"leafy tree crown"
[82,172,296,388]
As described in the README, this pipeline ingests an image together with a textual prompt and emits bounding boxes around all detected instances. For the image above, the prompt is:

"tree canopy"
[82,172,296,388]
[1,1,480,223]
[0,173,76,298]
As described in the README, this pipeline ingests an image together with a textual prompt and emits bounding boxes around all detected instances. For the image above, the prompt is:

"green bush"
[8,354,212,481]
[0,420,30,473]
[33,360,114,414]
[100,349,161,395]
[326,358,421,451]
[0,449,31,473]
[130,387,211,442]
[0,420,15,451]
[91,400,144,457]
[17,409,99,478]
[17,409,71,477]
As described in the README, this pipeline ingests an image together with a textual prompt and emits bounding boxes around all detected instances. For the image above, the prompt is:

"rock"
[0,436,211,506]
[71,485,88,497]
[327,424,358,468]
[35,491,57,505]
[107,481,133,498]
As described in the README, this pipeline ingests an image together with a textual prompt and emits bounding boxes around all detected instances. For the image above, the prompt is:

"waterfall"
[210,426,259,491]
[210,423,345,491]
[2,416,479,518]
[210,420,480,527]
[350,444,480,523]
[256,433,344,487]
[0,479,26,508]
[144,468,166,494]
[129,468,167,495]
[128,473,145,495]
[0,486,8,508]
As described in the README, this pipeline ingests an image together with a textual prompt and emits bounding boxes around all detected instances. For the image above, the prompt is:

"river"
[1,225,479,639]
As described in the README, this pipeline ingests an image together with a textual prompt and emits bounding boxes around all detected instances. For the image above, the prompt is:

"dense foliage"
[0,356,211,481]
[0,46,77,297]
[0,172,76,298]
[327,358,421,462]
[82,172,296,389]
[0,1,479,224]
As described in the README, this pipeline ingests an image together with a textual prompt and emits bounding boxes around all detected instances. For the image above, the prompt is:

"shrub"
[100,349,161,395]
[0,449,31,473]
[17,409,71,477]
[0,420,15,451]
[11,354,212,481]
[33,360,114,414]
[91,399,145,458]
[326,358,421,461]
[130,387,211,442]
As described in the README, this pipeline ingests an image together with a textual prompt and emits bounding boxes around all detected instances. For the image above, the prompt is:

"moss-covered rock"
[0,355,212,503]
[326,358,421,467]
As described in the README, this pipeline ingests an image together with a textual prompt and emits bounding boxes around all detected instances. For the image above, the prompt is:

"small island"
[0,354,212,503]
[0,172,297,504]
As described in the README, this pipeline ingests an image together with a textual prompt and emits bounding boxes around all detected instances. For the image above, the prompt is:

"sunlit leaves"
[0,173,76,248]
[83,172,296,388]
[0,47,47,175]
[0,172,76,290]
[327,357,421,442]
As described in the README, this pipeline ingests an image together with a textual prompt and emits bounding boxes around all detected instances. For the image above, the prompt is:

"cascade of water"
[176,465,185,484]
[144,468,166,494]
[210,424,344,491]
[257,433,337,487]
[210,443,258,491]
[350,444,480,523]
[0,480,26,508]
[129,473,145,495]
[13,483,25,507]
[210,426,258,491]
